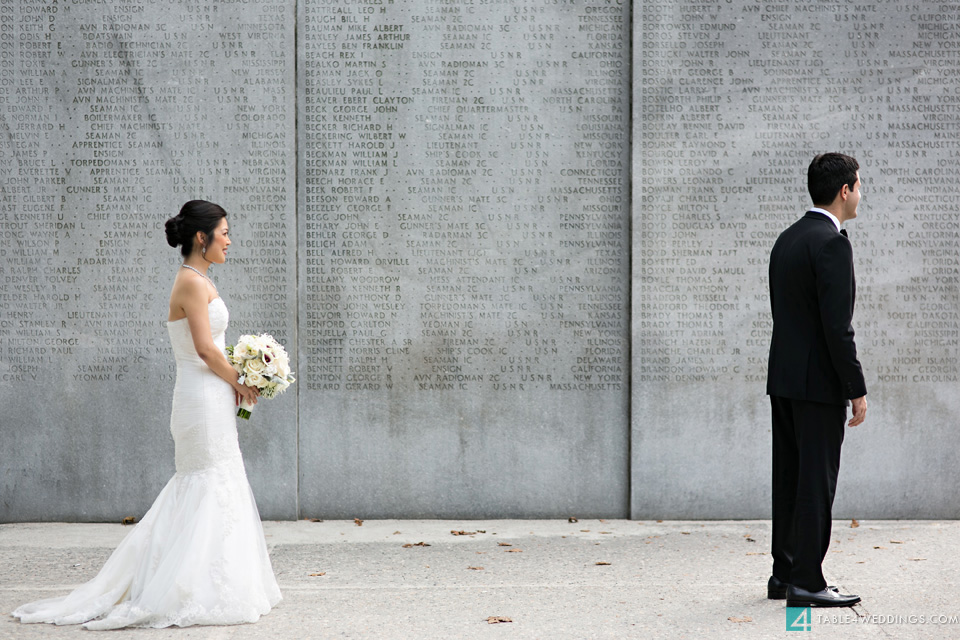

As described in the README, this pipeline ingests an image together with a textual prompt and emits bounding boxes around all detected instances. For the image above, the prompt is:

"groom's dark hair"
[808,153,859,206]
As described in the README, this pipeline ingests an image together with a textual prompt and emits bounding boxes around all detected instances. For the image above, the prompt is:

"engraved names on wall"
[300,0,631,399]
[0,0,297,519]
[1,1,295,388]
[637,3,959,395]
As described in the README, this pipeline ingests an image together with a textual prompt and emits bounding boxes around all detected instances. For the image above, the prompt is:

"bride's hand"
[234,383,259,407]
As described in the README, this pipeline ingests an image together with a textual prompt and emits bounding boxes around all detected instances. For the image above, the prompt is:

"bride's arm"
[178,278,258,406]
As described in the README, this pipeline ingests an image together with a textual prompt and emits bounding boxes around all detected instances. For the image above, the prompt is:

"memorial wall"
[634,3,960,518]
[0,0,299,520]
[2,1,960,521]
[0,0,630,521]
[296,0,630,517]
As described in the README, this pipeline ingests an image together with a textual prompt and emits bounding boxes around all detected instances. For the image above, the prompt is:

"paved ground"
[1,520,958,639]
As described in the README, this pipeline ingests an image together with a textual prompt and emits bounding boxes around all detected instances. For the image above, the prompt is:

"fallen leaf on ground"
[506,549,523,553]
[746,552,766,556]
[402,542,431,548]
[850,519,860,528]
[580,529,591,533]
[910,558,927,561]
[873,546,886,550]
[728,616,753,624]
[486,616,512,624]
[595,561,611,566]
[745,537,756,542]
[451,530,482,536]
[468,566,484,570]
[568,517,578,523]
[681,531,690,535]
[498,542,512,547]
[308,518,322,523]
[890,540,904,544]
[354,518,363,526]
[308,572,326,577]
[393,531,401,535]
[121,517,137,526]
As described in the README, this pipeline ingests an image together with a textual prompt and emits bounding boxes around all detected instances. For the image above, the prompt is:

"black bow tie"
[840,229,848,237]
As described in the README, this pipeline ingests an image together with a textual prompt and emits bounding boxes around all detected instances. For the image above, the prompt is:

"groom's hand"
[849,396,867,427]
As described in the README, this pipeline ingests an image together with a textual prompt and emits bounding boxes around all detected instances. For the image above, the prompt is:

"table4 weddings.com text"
[815,613,960,626]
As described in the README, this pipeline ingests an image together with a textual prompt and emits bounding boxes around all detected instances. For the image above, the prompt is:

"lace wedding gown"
[13,297,281,629]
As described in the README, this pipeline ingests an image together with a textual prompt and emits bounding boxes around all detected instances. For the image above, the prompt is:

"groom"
[766,153,868,608]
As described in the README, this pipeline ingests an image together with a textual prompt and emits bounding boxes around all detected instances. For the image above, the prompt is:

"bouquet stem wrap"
[237,398,255,420]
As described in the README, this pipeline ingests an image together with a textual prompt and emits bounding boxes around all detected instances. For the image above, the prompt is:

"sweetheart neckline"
[166,298,223,325]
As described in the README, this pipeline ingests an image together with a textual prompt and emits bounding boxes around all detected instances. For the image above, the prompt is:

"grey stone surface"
[295,0,632,518]
[3,520,960,638]
[4,0,960,523]
[633,4,960,518]
[1,0,631,522]
[0,1,298,521]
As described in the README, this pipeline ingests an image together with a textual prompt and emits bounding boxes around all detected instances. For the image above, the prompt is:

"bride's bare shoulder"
[168,271,209,321]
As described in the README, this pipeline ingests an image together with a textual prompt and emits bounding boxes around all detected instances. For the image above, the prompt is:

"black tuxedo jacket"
[766,211,867,406]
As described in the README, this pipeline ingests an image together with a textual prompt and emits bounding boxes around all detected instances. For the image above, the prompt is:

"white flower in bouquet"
[252,334,273,352]
[245,371,267,388]
[260,376,290,400]
[245,357,267,374]
[275,356,290,379]
[262,354,278,376]
[226,333,296,419]
[235,335,253,352]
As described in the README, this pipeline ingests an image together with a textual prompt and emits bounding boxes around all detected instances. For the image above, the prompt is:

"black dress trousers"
[770,395,847,592]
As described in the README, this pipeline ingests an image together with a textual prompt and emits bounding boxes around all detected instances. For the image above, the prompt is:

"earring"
[202,245,206,257]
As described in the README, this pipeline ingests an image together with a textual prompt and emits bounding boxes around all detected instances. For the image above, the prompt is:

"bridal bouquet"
[226,333,296,419]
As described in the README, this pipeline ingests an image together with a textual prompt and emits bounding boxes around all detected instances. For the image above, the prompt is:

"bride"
[12,200,282,629]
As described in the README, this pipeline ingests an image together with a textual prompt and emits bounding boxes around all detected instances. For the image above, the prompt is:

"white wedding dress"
[13,297,281,629]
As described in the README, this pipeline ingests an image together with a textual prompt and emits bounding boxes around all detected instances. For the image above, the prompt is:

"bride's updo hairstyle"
[164,200,227,258]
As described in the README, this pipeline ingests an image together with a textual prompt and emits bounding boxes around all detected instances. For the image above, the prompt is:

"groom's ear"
[830,185,847,206]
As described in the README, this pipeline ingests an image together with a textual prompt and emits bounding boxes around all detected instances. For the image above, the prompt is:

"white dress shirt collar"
[809,207,841,232]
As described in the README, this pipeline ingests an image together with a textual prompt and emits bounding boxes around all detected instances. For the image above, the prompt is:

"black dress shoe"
[767,576,788,599]
[769,576,840,599]
[786,584,860,608]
